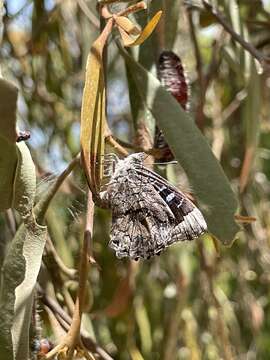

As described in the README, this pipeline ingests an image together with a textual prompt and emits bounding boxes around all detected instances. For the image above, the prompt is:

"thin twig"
[202,0,270,70]
[77,0,100,29]
[45,305,67,340]
[43,191,104,360]
[35,154,80,223]
[51,308,106,358]
[204,29,226,89]
[46,235,77,279]
[186,8,205,129]
[117,1,146,17]
[187,8,204,91]
[105,132,129,156]
[105,133,170,159]
[65,191,94,360]
[44,192,100,360]
[62,286,76,316]
[221,89,247,122]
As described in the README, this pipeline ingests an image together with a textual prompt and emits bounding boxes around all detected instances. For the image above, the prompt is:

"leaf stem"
[64,191,94,360]
[46,235,77,279]
[44,191,96,360]
[77,0,100,29]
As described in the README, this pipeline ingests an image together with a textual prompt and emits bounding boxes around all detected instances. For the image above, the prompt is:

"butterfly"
[100,152,207,260]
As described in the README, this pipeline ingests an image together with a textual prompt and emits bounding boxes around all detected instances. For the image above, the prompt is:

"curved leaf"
[0,77,41,360]
[13,143,36,217]
[0,79,36,214]
[0,79,19,211]
[126,11,162,47]
[80,19,113,194]
[0,136,18,211]
[0,78,18,142]
[121,48,239,245]
[0,220,47,360]
[114,16,141,35]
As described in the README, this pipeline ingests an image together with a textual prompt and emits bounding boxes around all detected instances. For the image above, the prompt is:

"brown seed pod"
[154,51,189,162]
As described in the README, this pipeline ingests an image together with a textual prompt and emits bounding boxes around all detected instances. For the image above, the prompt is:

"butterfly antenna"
[154,160,178,165]
[144,160,178,166]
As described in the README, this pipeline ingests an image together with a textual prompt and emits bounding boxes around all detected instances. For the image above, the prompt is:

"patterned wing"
[133,165,207,242]
[101,152,207,260]
[106,171,175,259]
[110,210,172,259]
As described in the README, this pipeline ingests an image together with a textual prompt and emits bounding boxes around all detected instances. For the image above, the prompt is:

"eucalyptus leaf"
[0,77,42,360]
[80,19,113,194]
[239,61,261,192]
[121,48,239,244]
[0,78,19,211]
[0,78,18,142]
[13,142,36,217]
[0,220,47,360]
[0,137,17,211]
[0,79,36,214]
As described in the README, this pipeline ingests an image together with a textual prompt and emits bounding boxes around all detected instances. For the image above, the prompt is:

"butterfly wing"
[110,210,171,259]
[103,153,207,259]
[134,165,207,242]
[107,171,174,259]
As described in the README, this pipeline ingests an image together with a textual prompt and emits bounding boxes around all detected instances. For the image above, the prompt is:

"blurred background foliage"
[1,0,270,359]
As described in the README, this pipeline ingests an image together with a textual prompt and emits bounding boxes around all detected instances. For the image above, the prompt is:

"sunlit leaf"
[118,26,137,47]
[114,16,141,35]
[125,11,162,47]
[80,19,113,194]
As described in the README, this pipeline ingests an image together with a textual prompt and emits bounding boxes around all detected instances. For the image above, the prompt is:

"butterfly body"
[100,153,207,260]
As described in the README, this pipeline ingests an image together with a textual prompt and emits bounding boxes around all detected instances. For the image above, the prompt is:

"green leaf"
[13,142,36,216]
[121,48,239,245]
[239,61,261,192]
[0,136,18,211]
[0,154,79,359]
[0,152,78,360]
[124,11,163,47]
[0,78,18,142]
[0,78,19,211]
[0,220,47,360]
[126,63,156,137]
[0,79,36,214]
[0,77,42,360]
